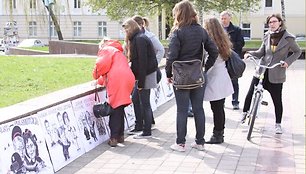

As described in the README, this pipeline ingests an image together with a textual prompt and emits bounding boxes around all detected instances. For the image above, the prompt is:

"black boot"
[206,130,224,144]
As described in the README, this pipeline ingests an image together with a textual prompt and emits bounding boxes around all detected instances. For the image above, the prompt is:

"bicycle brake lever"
[280,60,285,66]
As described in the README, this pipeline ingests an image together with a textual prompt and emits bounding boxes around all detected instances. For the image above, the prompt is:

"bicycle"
[243,56,284,141]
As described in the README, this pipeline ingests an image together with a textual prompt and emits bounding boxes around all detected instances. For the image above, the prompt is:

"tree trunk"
[46,5,64,40]
[281,0,286,22]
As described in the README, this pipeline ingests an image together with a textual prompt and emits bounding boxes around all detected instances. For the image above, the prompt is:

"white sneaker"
[240,112,248,124]
[191,142,205,151]
[170,143,186,152]
[275,124,283,134]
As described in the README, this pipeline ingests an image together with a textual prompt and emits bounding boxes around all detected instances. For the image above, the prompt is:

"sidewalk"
[56,60,305,174]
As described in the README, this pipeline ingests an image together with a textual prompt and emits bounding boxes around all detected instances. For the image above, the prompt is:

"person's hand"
[244,53,251,59]
[280,61,288,68]
[138,87,143,90]
[167,77,173,84]
[91,80,97,86]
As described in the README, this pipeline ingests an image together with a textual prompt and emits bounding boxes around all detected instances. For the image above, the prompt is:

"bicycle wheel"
[247,92,261,140]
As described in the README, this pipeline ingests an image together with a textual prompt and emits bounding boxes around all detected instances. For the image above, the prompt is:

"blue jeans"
[173,86,205,145]
[231,78,239,106]
[132,86,152,135]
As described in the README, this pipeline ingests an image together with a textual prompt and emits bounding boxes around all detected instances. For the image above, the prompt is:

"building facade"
[0,0,305,45]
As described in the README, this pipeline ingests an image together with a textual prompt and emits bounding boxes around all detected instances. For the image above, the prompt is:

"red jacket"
[92,40,135,109]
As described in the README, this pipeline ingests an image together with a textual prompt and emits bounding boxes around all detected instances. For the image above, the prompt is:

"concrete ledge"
[8,47,49,55]
[49,41,99,55]
[0,81,102,125]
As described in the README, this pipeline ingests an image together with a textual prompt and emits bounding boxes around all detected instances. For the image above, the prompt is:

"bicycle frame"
[246,56,284,140]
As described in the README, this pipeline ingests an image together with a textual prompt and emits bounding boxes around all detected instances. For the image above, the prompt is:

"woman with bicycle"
[242,14,301,134]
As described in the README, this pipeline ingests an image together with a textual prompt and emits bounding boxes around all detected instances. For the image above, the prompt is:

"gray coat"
[249,30,301,83]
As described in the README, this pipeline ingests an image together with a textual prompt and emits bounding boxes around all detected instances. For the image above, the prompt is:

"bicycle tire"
[247,92,261,140]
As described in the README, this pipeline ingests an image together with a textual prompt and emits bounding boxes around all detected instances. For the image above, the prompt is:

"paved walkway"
[56,60,305,174]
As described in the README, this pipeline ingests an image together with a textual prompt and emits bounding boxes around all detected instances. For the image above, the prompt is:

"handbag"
[226,50,246,79]
[93,100,113,118]
[172,59,204,89]
[92,71,113,118]
[172,42,205,90]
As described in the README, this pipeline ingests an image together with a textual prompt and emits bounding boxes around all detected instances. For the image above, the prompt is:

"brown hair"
[204,17,232,60]
[122,18,141,61]
[170,0,199,33]
[132,15,144,28]
[266,13,286,29]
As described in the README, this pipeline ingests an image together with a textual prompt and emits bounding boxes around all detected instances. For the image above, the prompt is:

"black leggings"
[109,105,125,138]
[242,70,283,123]
[210,98,225,131]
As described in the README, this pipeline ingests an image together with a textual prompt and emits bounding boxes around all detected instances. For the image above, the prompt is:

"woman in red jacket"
[93,39,135,147]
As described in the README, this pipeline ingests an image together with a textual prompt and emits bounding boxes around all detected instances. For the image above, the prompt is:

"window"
[73,21,82,36]
[264,23,269,34]
[98,21,107,37]
[29,21,37,36]
[74,0,81,8]
[241,23,251,40]
[30,0,36,9]
[50,22,57,37]
[265,0,272,7]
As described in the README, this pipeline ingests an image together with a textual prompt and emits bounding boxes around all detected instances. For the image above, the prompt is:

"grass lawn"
[0,55,95,108]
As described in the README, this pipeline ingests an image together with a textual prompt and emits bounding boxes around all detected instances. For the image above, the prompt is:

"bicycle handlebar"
[246,55,285,69]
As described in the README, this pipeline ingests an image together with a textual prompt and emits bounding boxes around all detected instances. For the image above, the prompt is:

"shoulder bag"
[226,50,246,79]
[172,44,205,89]
[92,72,114,118]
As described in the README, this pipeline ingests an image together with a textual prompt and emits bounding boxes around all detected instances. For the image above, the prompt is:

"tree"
[85,0,261,21]
[43,0,64,40]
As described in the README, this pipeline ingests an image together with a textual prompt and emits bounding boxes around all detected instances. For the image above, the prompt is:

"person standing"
[92,39,135,147]
[203,17,234,144]
[220,11,245,110]
[122,18,158,139]
[166,0,218,152]
[129,15,165,132]
[241,14,301,134]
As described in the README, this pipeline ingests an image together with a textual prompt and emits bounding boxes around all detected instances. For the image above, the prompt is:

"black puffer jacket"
[130,31,158,88]
[166,23,218,78]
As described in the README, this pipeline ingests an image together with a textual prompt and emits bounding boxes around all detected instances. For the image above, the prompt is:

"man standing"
[220,11,245,110]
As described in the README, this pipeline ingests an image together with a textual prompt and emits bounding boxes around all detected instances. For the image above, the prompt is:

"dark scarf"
[270,29,286,46]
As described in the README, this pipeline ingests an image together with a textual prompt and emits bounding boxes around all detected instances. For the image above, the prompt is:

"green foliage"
[0,56,95,107]
[85,0,261,20]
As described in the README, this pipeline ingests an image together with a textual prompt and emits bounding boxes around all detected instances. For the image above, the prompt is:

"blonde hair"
[170,0,199,33]
[204,17,232,59]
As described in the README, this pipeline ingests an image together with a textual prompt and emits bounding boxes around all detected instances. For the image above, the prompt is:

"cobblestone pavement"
[57,60,305,174]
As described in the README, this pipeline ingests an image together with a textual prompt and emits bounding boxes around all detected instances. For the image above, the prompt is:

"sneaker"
[191,142,205,151]
[275,124,283,134]
[133,133,152,139]
[188,111,194,117]
[151,124,156,130]
[170,143,186,152]
[127,128,142,135]
[233,104,239,110]
[240,112,248,124]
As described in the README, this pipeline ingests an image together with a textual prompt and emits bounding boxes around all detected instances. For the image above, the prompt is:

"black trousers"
[242,70,283,123]
[210,98,225,131]
[109,105,125,139]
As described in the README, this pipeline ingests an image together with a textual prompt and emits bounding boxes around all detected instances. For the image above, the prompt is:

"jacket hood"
[103,40,123,52]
